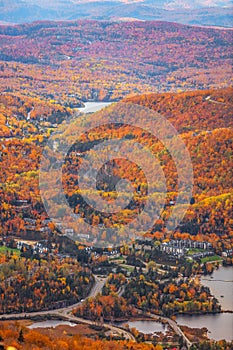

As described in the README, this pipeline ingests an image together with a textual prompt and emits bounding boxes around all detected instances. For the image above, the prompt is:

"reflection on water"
[29,320,76,329]
[125,315,232,341]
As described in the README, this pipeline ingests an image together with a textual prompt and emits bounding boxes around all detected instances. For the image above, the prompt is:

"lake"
[123,267,233,341]
[175,265,233,341]
[123,320,168,334]
[124,314,232,341]
[201,266,233,311]
[78,102,112,113]
[176,313,233,341]
[29,320,77,329]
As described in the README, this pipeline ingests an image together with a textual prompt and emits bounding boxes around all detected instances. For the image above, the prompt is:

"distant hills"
[0,0,232,26]
[0,20,232,102]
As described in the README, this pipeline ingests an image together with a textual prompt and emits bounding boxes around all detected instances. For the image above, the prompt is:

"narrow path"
[205,95,226,105]
[27,106,35,121]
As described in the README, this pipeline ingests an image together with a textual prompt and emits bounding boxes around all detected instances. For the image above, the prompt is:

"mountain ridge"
[0,0,232,26]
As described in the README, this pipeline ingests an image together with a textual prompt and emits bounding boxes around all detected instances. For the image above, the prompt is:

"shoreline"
[199,265,233,312]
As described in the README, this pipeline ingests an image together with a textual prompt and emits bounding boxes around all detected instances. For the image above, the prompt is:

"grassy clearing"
[0,245,20,256]
[119,264,134,272]
[109,256,124,261]
[187,248,205,255]
[201,255,222,263]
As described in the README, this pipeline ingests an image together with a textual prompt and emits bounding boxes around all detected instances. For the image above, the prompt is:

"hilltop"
[0,0,232,26]
[0,20,232,103]
[1,87,232,250]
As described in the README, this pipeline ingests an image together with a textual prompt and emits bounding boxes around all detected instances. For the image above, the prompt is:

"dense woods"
[74,266,221,320]
[0,21,232,102]
[123,88,233,246]
[124,88,233,133]
[0,321,175,350]
[0,252,94,313]
[56,88,233,248]
[123,274,220,317]
[0,17,232,348]
[0,88,232,252]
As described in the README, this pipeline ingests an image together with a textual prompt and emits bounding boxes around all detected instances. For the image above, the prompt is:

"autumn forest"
[0,14,232,350]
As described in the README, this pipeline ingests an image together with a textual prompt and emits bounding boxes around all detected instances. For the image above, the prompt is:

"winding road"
[0,275,135,341]
[0,275,193,346]
[147,312,192,349]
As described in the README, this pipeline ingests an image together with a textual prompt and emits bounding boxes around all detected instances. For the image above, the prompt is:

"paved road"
[56,275,107,316]
[57,313,135,341]
[0,276,105,319]
[145,311,192,349]
[0,275,135,341]
[135,308,192,348]
[0,274,191,345]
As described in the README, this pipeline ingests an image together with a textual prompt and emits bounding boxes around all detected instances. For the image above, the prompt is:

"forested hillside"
[0,8,232,350]
[0,0,232,26]
[1,87,232,252]
[0,21,232,102]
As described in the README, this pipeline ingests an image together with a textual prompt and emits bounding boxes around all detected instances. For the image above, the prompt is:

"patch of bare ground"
[29,323,101,342]
[181,325,209,343]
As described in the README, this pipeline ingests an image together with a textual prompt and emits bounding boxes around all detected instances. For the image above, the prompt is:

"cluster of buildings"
[16,240,50,255]
[103,249,120,257]
[159,239,213,260]
[222,249,233,257]
[23,217,52,233]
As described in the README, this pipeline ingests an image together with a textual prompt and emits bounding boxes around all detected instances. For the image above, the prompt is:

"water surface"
[201,266,233,311]
[126,320,168,334]
[78,102,112,113]
[29,320,77,329]
[176,313,233,341]
[175,266,233,341]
